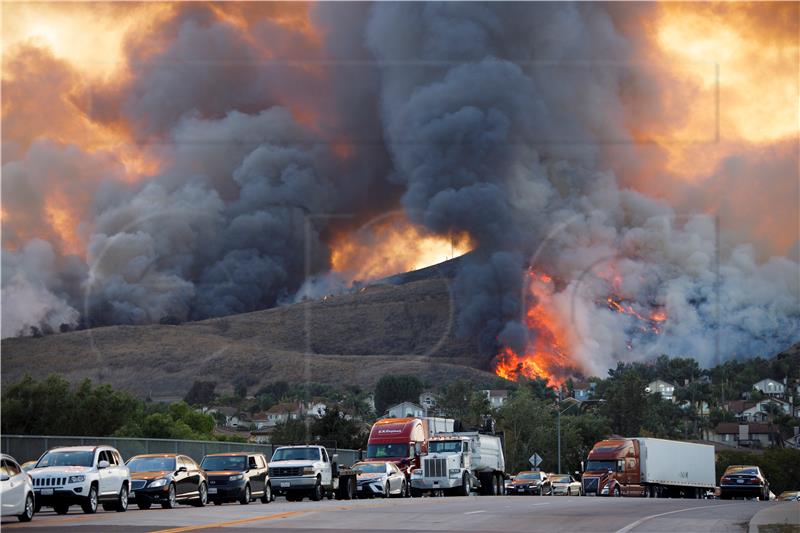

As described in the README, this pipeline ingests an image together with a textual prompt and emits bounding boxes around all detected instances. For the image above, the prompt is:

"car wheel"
[239,484,251,505]
[161,483,177,509]
[193,482,208,507]
[82,485,98,514]
[137,501,152,510]
[18,492,34,522]
[116,484,129,512]
[398,481,407,499]
[614,486,622,498]
[310,479,323,502]
[54,503,70,515]
[261,483,272,504]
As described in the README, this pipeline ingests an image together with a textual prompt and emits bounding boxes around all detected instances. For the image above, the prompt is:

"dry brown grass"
[1,278,506,398]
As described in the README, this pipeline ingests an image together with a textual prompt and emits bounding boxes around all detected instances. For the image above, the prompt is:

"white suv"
[30,446,130,514]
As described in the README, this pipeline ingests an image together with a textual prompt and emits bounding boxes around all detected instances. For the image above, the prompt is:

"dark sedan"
[127,454,208,509]
[719,465,770,501]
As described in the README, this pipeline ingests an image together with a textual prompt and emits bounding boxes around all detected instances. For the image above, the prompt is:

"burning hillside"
[2,3,798,382]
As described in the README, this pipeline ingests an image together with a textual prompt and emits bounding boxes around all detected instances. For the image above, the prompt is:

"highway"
[2,496,792,532]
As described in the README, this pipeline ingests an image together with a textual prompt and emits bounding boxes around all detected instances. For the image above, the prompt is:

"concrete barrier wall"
[1,435,360,466]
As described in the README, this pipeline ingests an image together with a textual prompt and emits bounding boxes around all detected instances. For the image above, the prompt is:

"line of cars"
[505,471,582,496]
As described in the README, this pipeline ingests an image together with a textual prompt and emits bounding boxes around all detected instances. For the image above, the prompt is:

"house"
[753,378,785,397]
[481,390,509,409]
[386,401,425,418]
[647,380,676,402]
[419,391,437,411]
[249,427,274,444]
[305,398,327,417]
[572,382,596,402]
[724,398,792,422]
[708,422,780,448]
[263,402,305,427]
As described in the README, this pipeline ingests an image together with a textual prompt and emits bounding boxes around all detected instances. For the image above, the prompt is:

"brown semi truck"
[581,437,715,498]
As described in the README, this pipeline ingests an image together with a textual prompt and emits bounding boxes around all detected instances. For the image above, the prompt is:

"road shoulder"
[748,503,800,533]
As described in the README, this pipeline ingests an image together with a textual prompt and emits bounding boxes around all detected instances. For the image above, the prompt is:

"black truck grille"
[269,466,304,477]
[583,477,599,494]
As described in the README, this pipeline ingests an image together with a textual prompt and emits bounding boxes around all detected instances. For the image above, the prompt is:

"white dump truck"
[410,432,505,496]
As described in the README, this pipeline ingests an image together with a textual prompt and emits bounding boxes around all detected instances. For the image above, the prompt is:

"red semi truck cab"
[366,418,428,472]
[582,438,642,497]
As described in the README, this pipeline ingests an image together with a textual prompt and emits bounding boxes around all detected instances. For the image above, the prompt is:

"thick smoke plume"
[2,2,798,377]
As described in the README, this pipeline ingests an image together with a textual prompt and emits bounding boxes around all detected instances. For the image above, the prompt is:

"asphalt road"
[1,495,788,533]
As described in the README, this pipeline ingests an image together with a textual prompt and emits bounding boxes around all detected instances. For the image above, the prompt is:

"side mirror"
[177,466,188,473]
[415,442,422,455]
[0,474,9,482]
[332,454,338,463]
[98,460,110,469]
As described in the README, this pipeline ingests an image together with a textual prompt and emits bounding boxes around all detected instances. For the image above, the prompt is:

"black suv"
[126,454,208,509]
[200,453,272,505]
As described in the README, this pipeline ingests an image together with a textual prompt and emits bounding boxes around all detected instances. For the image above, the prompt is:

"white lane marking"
[615,503,739,533]
[464,510,486,515]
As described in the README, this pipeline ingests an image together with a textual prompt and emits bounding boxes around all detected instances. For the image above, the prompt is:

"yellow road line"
[153,510,308,533]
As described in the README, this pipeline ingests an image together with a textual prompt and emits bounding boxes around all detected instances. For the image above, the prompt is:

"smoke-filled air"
[2,2,798,383]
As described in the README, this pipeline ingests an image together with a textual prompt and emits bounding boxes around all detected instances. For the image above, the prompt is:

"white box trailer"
[638,438,715,489]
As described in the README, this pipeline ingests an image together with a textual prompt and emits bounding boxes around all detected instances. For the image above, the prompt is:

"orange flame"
[493,271,573,386]
[330,217,473,284]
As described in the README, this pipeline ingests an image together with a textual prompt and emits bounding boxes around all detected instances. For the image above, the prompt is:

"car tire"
[18,492,34,522]
[54,503,70,515]
[261,483,272,504]
[397,481,407,499]
[137,502,152,510]
[310,479,323,502]
[82,485,98,514]
[614,486,622,498]
[161,483,177,509]
[193,482,208,507]
[239,484,251,505]
[116,484,129,512]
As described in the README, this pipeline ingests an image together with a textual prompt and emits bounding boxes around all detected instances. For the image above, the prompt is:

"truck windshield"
[271,448,321,462]
[36,451,94,468]
[201,456,247,471]
[429,441,461,453]
[127,457,176,472]
[367,444,409,459]
[585,460,618,472]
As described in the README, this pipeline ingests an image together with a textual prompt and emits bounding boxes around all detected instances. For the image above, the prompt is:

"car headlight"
[148,478,168,488]
[229,474,244,481]
[302,467,315,476]
[600,485,609,495]
[68,475,85,483]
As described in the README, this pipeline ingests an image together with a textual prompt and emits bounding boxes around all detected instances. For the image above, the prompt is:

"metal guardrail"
[0,435,360,466]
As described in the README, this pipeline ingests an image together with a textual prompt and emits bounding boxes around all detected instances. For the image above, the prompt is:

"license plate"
[517,488,525,492]
[41,489,53,495]
[737,479,744,484]
[208,488,217,494]
[281,482,290,488]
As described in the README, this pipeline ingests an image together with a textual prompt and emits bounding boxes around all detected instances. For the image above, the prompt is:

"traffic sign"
[529,453,542,468]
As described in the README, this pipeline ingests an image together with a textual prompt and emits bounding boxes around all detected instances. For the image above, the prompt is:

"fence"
[1,435,360,466]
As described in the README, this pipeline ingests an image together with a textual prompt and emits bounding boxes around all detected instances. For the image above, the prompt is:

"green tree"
[598,364,648,436]
[183,381,217,405]
[373,374,423,415]
[496,390,555,472]
[271,417,310,445]
[310,406,368,449]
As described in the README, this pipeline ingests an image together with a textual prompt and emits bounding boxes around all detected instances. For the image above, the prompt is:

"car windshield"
[429,441,462,453]
[552,475,572,483]
[271,448,321,462]
[127,457,176,472]
[518,472,541,479]
[36,451,94,468]
[353,462,386,474]
[367,444,409,459]
[201,456,247,471]
[586,460,617,472]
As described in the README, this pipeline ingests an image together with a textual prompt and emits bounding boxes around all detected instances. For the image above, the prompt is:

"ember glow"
[493,272,574,386]
[331,217,473,284]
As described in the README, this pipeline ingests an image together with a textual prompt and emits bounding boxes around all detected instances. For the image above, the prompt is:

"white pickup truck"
[267,445,356,501]
[29,445,131,514]
[411,432,506,496]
